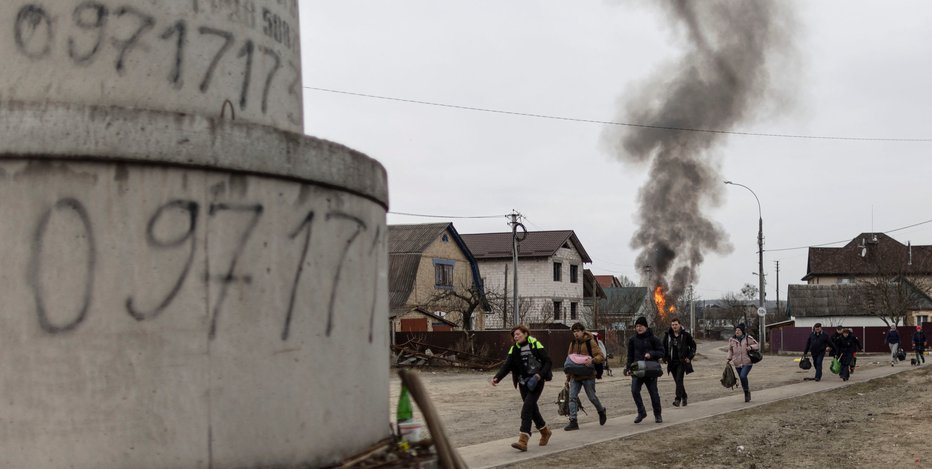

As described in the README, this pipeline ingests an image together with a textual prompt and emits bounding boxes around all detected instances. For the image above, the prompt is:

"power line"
[304,86,932,143]
[768,217,932,252]
[388,211,506,219]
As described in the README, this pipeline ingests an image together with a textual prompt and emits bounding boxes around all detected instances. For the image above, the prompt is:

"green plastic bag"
[830,357,841,374]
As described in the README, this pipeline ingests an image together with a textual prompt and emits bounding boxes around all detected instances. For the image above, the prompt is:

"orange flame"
[653,285,674,319]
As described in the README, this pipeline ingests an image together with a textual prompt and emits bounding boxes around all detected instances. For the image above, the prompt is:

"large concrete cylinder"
[0,2,388,468]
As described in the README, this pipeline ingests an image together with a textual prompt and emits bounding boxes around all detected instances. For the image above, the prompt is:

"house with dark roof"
[460,230,591,328]
[594,275,622,289]
[799,232,932,326]
[388,223,486,331]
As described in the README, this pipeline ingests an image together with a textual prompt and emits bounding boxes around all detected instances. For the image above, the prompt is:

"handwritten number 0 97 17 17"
[30,197,376,340]
[13,3,291,113]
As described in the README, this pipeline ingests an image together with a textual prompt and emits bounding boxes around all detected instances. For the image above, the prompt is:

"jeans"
[736,365,753,391]
[569,378,604,419]
[631,376,661,417]
[889,343,899,363]
[812,351,825,380]
[518,381,546,434]
[916,348,926,364]
[669,363,687,400]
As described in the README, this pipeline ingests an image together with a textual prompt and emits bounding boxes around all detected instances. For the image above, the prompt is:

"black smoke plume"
[604,1,797,304]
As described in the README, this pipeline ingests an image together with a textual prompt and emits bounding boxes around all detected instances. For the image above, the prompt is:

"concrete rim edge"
[0,101,389,209]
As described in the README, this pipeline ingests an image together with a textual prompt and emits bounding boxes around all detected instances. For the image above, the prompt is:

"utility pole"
[688,285,696,336]
[774,260,781,319]
[503,264,508,327]
[509,211,526,327]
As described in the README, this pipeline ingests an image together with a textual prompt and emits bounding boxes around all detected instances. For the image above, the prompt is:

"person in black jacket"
[662,317,696,407]
[492,325,553,451]
[834,328,862,381]
[913,325,928,365]
[802,323,833,382]
[625,316,665,423]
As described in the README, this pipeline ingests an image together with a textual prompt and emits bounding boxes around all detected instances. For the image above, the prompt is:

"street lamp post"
[725,180,766,351]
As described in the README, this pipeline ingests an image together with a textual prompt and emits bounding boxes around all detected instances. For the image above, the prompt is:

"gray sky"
[298,0,932,304]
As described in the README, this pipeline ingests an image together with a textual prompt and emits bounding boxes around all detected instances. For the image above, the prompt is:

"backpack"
[721,363,737,389]
[555,382,585,416]
[584,339,605,379]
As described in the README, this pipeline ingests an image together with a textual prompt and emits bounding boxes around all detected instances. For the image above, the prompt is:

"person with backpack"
[562,322,607,431]
[802,323,833,382]
[662,317,696,407]
[913,325,927,365]
[625,316,665,423]
[726,323,759,402]
[885,324,901,366]
[491,325,553,452]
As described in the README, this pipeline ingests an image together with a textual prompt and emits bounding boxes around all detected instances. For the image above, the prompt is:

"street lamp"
[725,180,766,351]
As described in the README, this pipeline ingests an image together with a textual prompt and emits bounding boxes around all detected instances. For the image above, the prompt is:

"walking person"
[885,324,901,366]
[834,327,862,381]
[562,323,607,431]
[624,316,664,423]
[662,317,696,407]
[726,323,759,402]
[913,325,927,365]
[491,325,553,452]
[802,323,833,382]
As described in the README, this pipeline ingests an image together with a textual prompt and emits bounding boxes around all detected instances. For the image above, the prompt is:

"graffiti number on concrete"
[30,198,97,334]
[14,5,53,59]
[197,26,234,93]
[126,200,199,321]
[68,2,109,65]
[207,203,263,339]
[281,210,315,341]
[325,212,367,337]
[159,20,187,87]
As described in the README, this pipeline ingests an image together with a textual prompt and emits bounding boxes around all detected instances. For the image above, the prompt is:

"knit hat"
[736,323,747,335]
[635,316,648,328]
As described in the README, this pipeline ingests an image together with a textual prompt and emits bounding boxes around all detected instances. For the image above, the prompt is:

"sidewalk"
[457,363,912,469]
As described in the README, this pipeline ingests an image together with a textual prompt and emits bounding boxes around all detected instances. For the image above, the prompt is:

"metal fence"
[769,324,931,354]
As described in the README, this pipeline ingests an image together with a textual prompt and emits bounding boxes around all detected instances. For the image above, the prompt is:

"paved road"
[457,358,912,469]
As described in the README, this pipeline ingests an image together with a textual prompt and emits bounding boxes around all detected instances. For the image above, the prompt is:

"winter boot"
[538,425,552,446]
[511,432,530,452]
[598,410,607,426]
[682,397,687,407]
[672,398,681,407]
[563,419,579,431]
[744,390,751,402]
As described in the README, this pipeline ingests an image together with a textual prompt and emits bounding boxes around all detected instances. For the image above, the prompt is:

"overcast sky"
[298,0,932,305]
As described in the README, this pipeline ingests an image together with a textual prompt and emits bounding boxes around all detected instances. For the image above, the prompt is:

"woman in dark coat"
[491,325,553,452]
[834,328,862,381]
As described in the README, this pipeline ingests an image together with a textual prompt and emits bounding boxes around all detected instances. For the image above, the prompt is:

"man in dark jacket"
[803,323,832,382]
[913,325,927,365]
[886,324,901,366]
[662,317,696,407]
[625,316,664,423]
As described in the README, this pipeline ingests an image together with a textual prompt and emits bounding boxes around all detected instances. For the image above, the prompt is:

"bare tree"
[419,278,487,330]
[855,274,932,326]
[721,292,752,330]
[617,275,637,287]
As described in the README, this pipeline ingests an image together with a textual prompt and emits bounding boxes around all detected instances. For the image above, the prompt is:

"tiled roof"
[388,254,421,312]
[388,223,452,254]
[804,233,932,280]
[786,284,871,318]
[594,275,621,289]
[460,230,592,263]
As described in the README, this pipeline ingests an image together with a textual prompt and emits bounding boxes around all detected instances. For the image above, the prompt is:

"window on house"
[553,300,562,320]
[570,302,578,320]
[433,260,454,288]
[553,262,562,281]
[918,315,929,325]
[570,265,579,283]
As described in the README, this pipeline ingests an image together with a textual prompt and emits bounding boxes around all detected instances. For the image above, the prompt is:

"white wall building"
[461,230,591,328]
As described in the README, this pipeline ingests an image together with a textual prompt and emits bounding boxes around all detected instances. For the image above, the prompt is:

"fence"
[769,324,931,354]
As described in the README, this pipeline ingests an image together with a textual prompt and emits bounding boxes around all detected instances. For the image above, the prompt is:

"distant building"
[388,223,486,331]
[461,230,591,328]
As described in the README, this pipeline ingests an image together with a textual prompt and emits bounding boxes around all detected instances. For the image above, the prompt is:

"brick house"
[460,230,591,328]
[388,223,486,331]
